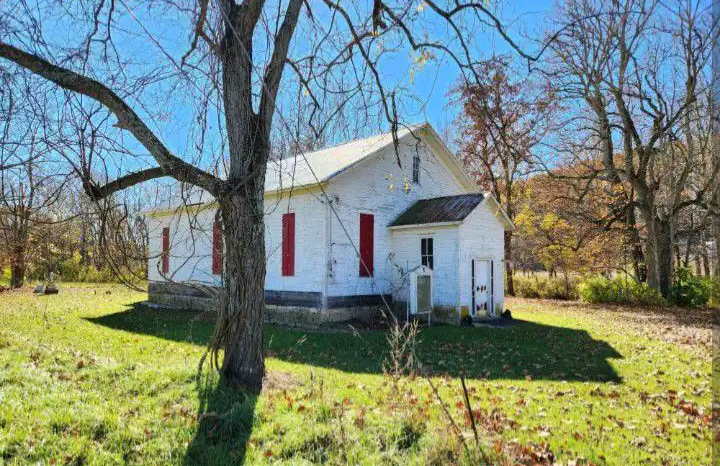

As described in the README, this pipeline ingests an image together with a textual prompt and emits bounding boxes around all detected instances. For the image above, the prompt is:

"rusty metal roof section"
[389,193,485,227]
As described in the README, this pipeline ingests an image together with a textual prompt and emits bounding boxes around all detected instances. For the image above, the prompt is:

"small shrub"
[27,253,120,283]
[383,318,420,384]
[708,278,720,308]
[396,418,425,450]
[513,274,579,300]
[77,264,116,283]
[578,275,664,306]
[670,268,716,307]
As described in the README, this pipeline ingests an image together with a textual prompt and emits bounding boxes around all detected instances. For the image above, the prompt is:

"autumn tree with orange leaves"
[453,56,555,295]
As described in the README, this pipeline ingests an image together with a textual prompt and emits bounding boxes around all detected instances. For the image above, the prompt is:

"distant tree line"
[453,0,718,304]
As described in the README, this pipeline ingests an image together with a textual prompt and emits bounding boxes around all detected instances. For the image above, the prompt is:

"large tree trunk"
[215,2,272,392]
[80,216,89,265]
[645,217,673,298]
[504,230,514,296]
[10,256,25,288]
[626,206,646,282]
[702,253,711,276]
[9,243,25,288]
[631,240,646,283]
[714,218,720,279]
[218,186,267,392]
[214,113,270,393]
[701,242,711,277]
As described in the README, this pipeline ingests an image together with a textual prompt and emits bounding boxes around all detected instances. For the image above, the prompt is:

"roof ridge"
[275,122,427,163]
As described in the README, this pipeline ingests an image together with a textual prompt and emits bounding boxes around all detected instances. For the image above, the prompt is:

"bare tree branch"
[0,42,222,196]
[84,166,166,201]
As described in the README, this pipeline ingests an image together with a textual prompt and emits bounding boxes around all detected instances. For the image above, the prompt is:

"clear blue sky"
[397,1,554,138]
[4,0,556,190]
[102,0,556,155]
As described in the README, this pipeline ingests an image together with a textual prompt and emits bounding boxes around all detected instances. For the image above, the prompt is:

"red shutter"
[161,227,169,274]
[212,221,222,275]
[282,213,295,276]
[359,213,374,277]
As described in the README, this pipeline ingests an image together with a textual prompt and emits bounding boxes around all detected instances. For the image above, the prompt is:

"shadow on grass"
[183,375,257,465]
[88,302,623,383]
[86,302,623,464]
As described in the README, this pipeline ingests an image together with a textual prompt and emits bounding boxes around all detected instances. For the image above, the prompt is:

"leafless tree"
[0,78,70,287]
[543,0,718,296]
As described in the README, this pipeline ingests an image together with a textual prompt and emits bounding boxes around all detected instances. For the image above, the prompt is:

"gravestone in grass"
[44,272,58,295]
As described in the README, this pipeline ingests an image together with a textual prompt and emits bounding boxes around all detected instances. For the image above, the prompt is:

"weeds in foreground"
[383,315,421,389]
[382,315,564,465]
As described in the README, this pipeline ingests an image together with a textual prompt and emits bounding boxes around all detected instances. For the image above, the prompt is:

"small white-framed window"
[412,155,420,184]
[421,237,433,269]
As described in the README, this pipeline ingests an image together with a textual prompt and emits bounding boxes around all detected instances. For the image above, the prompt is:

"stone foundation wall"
[389,302,461,325]
[148,291,214,311]
[264,305,380,329]
[432,305,461,325]
[148,281,385,329]
[148,281,215,311]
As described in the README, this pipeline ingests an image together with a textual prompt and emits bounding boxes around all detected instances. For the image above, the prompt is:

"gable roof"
[145,123,477,216]
[265,122,476,193]
[389,193,485,227]
[265,124,418,192]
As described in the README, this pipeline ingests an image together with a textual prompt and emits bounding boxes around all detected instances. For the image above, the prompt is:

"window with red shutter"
[212,221,222,275]
[282,213,295,276]
[161,227,169,274]
[359,213,374,277]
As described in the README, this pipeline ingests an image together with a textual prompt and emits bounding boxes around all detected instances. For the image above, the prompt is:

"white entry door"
[471,259,494,317]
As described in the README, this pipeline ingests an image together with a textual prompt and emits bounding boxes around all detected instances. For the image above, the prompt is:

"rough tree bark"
[504,230,514,296]
[643,213,674,297]
[626,201,647,283]
[714,218,720,278]
[218,188,267,390]
[209,0,301,391]
[701,244,710,276]
[10,245,26,288]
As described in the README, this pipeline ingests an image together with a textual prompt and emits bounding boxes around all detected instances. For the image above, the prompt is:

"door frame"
[470,257,494,317]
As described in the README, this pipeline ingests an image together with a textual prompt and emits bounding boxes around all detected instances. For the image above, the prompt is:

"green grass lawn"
[0,284,712,465]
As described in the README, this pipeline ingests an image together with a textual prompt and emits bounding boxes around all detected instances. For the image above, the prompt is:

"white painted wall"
[458,200,506,315]
[389,225,459,307]
[146,208,220,285]
[324,139,468,298]
[146,189,328,293]
[263,190,327,292]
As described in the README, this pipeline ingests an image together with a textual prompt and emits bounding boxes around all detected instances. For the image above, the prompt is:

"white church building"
[145,123,513,326]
